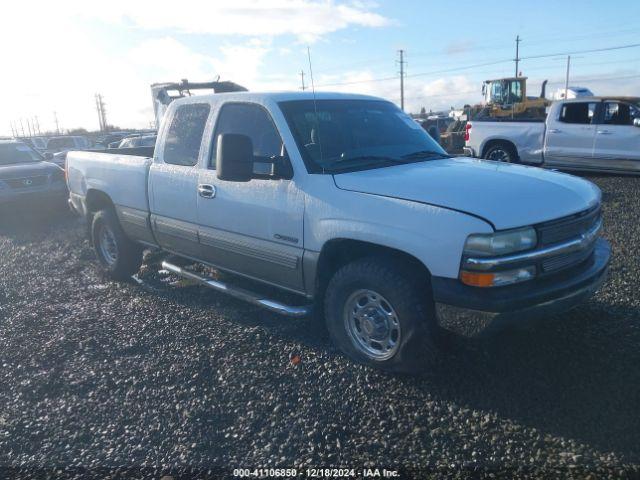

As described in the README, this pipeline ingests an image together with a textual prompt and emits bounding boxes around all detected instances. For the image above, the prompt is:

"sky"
[2,0,640,135]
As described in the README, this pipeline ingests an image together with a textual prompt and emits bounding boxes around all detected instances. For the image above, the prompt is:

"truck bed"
[67,148,153,216]
[465,120,545,164]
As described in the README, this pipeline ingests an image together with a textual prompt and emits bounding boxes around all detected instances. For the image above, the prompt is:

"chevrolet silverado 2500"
[464,97,640,174]
[67,92,610,372]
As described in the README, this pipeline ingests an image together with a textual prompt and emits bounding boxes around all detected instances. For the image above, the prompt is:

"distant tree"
[67,128,89,135]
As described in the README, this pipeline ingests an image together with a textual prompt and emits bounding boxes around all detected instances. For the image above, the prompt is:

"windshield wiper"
[323,155,407,172]
[402,150,452,159]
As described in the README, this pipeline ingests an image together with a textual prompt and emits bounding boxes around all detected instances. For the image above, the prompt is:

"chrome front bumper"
[462,217,602,273]
[433,238,611,336]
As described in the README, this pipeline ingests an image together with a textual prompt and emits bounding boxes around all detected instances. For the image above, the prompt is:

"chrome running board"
[161,261,312,318]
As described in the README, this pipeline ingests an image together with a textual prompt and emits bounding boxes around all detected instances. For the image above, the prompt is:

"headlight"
[460,226,538,288]
[463,227,537,257]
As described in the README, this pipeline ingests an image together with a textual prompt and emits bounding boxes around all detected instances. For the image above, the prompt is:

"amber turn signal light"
[460,271,495,287]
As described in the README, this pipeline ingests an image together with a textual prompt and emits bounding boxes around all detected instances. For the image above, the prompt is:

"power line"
[315,41,640,89]
[315,25,640,75]
[316,58,512,88]
[546,72,640,85]
[520,42,640,60]
[403,72,640,104]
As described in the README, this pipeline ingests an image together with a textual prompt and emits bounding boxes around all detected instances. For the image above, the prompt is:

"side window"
[559,102,597,124]
[211,103,285,172]
[603,102,638,126]
[163,103,210,166]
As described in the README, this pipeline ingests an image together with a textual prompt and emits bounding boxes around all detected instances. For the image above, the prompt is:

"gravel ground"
[0,175,639,479]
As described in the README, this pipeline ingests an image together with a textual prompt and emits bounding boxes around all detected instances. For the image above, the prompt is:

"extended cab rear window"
[559,102,597,124]
[163,103,211,166]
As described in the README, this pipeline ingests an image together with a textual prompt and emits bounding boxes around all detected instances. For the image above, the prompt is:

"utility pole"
[95,94,103,131]
[299,70,306,91]
[53,111,60,135]
[564,55,571,99]
[515,35,521,77]
[398,49,406,111]
[95,93,108,131]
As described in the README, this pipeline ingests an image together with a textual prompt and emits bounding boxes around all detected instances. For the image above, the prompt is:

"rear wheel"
[324,257,437,373]
[484,142,517,163]
[91,209,143,280]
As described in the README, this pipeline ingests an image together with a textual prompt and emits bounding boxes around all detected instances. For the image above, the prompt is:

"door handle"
[596,130,613,135]
[548,128,562,134]
[198,184,216,199]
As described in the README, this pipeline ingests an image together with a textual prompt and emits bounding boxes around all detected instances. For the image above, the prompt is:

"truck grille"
[537,205,601,247]
[536,205,601,275]
[4,175,49,189]
[541,244,595,273]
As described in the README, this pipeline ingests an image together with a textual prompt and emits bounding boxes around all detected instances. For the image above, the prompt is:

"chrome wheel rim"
[487,148,510,162]
[343,289,401,361]
[98,225,118,266]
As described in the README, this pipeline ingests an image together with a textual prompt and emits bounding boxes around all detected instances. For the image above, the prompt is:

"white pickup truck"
[464,97,640,174]
[67,91,610,372]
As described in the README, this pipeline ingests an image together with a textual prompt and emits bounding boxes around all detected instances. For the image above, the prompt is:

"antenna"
[307,46,324,168]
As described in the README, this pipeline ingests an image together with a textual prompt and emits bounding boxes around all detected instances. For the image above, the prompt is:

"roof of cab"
[172,90,387,106]
[559,96,640,104]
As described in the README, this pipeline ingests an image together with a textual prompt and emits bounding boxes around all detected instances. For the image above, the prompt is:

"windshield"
[31,138,46,149]
[0,143,43,165]
[278,99,447,173]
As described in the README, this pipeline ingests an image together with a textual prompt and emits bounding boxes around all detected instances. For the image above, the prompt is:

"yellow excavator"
[473,77,550,120]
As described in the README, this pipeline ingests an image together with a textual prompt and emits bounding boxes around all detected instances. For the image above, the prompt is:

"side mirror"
[44,152,54,160]
[634,118,640,128]
[216,133,253,182]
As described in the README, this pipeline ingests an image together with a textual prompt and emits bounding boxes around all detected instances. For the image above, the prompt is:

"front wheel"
[91,209,143,280]
[324,258,437,373]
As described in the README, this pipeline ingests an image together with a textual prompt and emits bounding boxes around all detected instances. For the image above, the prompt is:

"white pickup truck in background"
[464,97,640,174]
[67,91,610,372]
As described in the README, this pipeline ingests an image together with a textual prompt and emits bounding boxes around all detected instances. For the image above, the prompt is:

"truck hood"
[0,161,60,179]
[333,157,601,230]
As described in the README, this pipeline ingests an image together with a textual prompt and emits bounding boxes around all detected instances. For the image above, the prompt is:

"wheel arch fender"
[310,237,434,301]
[85,188,116,217]
[481,138,518,159]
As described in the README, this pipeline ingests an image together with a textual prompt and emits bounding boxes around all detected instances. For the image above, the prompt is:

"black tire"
[91,209,143,280]
[484,142,518,163]
[324,257,437,373]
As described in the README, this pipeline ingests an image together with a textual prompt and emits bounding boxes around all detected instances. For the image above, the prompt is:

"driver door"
[196,102,306,293]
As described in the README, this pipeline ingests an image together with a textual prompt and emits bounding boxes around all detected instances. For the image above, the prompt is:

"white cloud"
[1,1,391,133]
[10,0,390,43]
[103,0,389,43]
